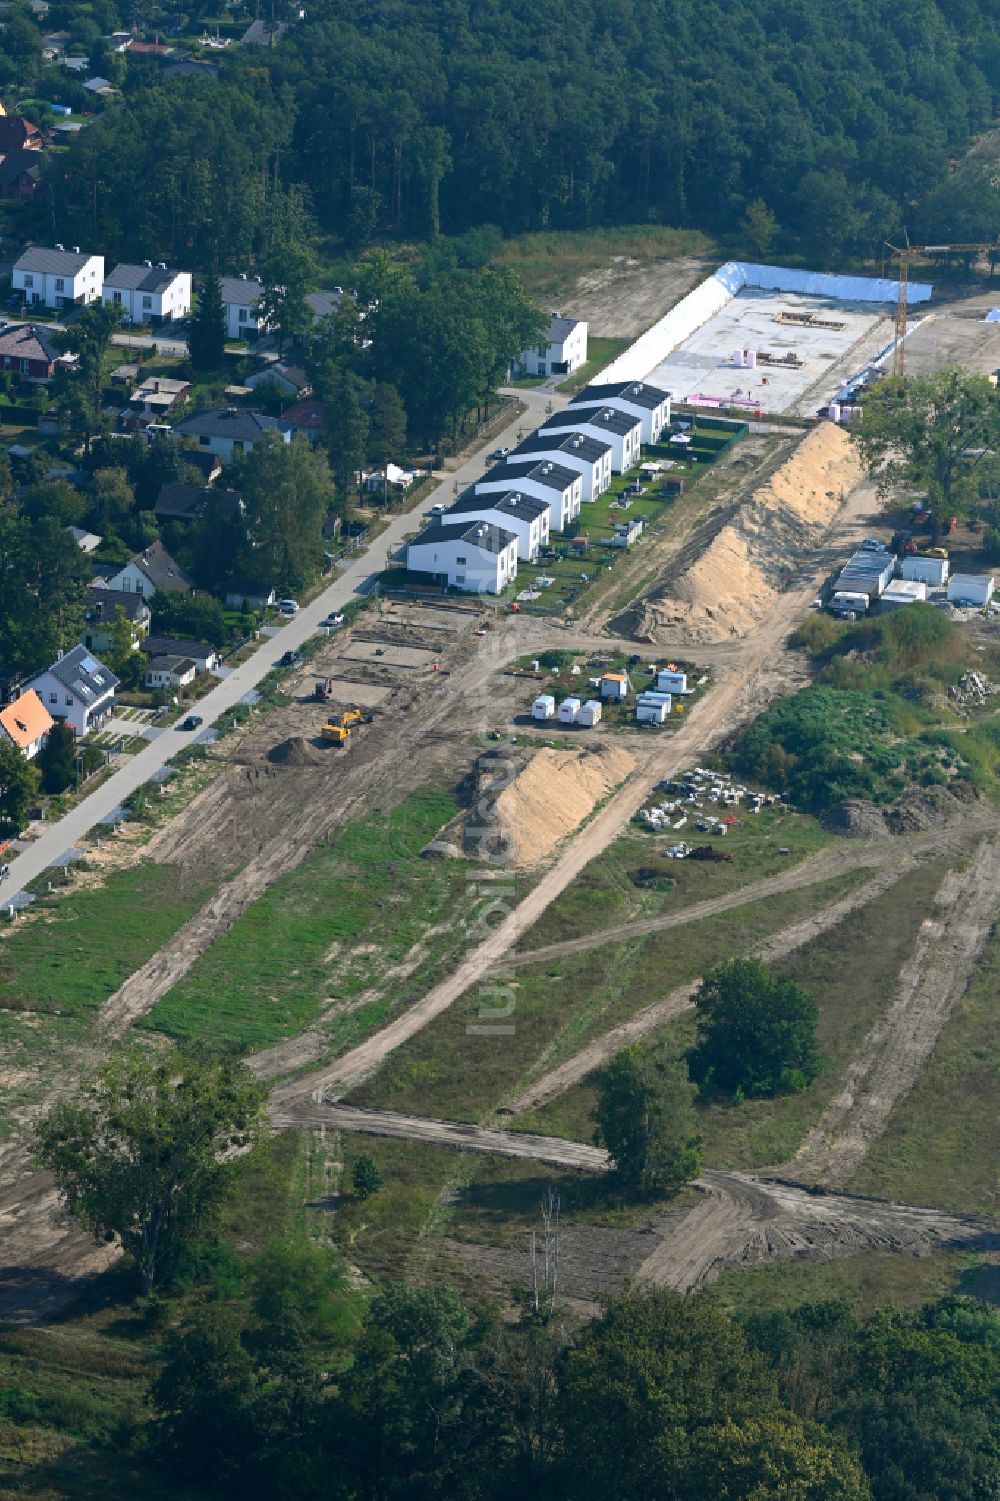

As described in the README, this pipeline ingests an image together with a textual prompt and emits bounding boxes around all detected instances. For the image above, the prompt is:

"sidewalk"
[3,387,565,903]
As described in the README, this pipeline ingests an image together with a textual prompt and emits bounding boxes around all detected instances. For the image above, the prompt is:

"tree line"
[42,0,1000,264]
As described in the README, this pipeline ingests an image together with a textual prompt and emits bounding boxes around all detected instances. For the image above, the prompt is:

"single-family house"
[83,77,116,96]
[103,539,194,599]
[0,688,53,759]
[571,381,671,443]
[506,430,612,501]
[145,655,197,691]
[67,525,101,553]
[220,274,266,340]
[241,16,287,44]
[170,407,292,463]
[27,645,118,736]
[0,322,64,380]
[0,148,45,203]
[475,458,582,533]
[83,587,152,652]
[103,262,192,324]
[363,463,419,494]
[224,582,276,610]
[282,398,328,442]
[124,39,171,57]
[244,361,311,398]
[444,489,549,562]
[539,405,642,474]
[140,636,219,673]
[407,518,518,594]
[513,313,588,378]
[153,482,241,524]
[306,288,344,323]
[13,245,104,310]
[127,375,190,423]
[0,115,42,152]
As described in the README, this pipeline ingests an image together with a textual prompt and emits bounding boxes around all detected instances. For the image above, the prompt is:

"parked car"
[278,598,300,615]
[489,446,510,460]
[322,612,345,628]
[278,649,302,667]
[179,715,203,731]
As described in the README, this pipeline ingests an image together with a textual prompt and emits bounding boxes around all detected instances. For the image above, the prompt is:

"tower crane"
[884,237,1000,378]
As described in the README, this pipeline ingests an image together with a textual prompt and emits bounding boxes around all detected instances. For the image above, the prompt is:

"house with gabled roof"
[0,689,54,759]
[570,380,671,443]
[27,646,118,736]
[220,274,266,340]
[103,262,192,324]
[171,407,291,463]
[103,539,195,599]
[13,245,104,309]
[475,457,582,532]
[513,312,588,378]
[0,322,64,380]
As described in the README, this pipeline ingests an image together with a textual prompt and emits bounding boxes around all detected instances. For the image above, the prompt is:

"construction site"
[0,249,997,1470]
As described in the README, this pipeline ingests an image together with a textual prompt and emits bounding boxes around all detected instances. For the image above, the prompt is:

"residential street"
[3,386,564,903]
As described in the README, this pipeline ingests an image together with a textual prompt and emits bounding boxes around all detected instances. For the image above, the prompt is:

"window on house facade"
[142,295,152,309]
[238,308,248,322]
[23,274,33,287]
[20,360,28,374]
[233,440,244,453]
[456,555,467,564]
[199,435,210,445]
[112,291,122,304]
[55,278,64,291]
[49,692,57,704]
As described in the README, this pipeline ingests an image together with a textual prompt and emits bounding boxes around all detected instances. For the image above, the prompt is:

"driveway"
[2,387,565,902]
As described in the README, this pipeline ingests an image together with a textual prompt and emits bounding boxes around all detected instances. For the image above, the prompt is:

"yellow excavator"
[320,706,373,746]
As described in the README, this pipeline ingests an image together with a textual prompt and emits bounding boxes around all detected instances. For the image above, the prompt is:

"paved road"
[3,388,564,903]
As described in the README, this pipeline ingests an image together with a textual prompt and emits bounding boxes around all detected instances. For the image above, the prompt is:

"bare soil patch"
[494,745,636,867]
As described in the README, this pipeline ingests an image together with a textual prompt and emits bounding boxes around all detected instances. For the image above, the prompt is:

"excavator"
[314,677,335,702]
[320,706,373,746]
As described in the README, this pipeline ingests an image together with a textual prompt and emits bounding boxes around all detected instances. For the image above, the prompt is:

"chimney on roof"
[55,242,64,250]
[72,246,80,253]
[156,261,166,269]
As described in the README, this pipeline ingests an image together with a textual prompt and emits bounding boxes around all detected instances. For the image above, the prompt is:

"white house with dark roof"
[145,655,197,691]
[171,407,292,463]
[539,405,642,473]
[244,361,311,398]
[506,430,612,501]
[103,262,192,324]
[103,540,195,599]
[475,458,582,532]
[83,587,151,653]
[27,645,118,736]
[407,518,518,594]
[444,489,549,561]
[514,313,588,378]
[571,381,671,443]
[13,246,104,309]
[220,274,266,340]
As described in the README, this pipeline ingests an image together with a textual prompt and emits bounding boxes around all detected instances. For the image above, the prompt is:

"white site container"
[600,673,629,700]
[656,669,687,694]
[557,696,582,724]
[577,699,603,727]
[947,573,995,607]
[638,691,673,711]
[532,694,556,721]
[880,580,927,611]
[902,554,949,586]
[636,699,669,725]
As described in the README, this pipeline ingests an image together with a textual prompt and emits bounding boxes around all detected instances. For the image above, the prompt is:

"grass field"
[709,1247,989,1320]
[143,786,479,1054]
[516,859,953,1172]
[349,869,865,1123]
[849,926,1000,1214]
[496,225,713,302]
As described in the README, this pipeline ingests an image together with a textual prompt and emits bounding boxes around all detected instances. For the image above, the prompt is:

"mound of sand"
[625,423,864,644]
[492,745,636,867]
[268,736,326,767]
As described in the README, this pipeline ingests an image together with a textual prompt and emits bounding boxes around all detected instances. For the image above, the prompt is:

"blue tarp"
[985,309,1000,322]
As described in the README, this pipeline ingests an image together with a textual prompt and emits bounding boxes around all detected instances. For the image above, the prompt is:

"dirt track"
[790,837,1000,1188]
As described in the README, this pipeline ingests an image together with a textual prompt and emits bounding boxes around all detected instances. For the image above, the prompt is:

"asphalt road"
[3,387,563,904]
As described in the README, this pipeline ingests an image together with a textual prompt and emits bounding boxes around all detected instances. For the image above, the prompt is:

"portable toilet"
[656,669,687,694]
[600,672,629,701]
[557,696,581,724]
[578,699,603,727]
[532,694,556,721]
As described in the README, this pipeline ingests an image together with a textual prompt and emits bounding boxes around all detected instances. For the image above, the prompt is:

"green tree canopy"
[593,1044,702,1193]
[0,738,40,834]
[189,273,227,373]
[689,958,821,1098]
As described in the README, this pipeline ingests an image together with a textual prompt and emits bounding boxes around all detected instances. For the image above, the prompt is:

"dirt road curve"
[790,836,1000,1188]
[504,856,920,1116]
[632,1170,999,1292]
[272,1102,609,1172]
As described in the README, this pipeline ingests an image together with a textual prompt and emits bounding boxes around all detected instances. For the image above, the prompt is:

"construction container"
[577,699,603,727]
[532,694,555,721]
[557,696,581,724]
[829,590,870,618]
[947,573,995,607]
[636,698,670,725]
[745,349,757,369]
[880,580,927,611]
[902,554,949,586]
[638,691,673,710]
[657,669,687,694]
[600,672,629,700]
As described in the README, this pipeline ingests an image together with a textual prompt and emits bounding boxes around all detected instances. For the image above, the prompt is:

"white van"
[278,598,299,615]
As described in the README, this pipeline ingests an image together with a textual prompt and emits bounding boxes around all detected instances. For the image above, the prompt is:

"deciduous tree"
[689,958,821,1098]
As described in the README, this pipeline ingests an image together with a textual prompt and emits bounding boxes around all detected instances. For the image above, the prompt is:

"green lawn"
[142,786,478,1054]
[556,337,629,394]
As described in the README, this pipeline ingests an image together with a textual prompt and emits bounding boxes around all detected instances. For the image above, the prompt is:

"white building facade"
[103,262,192,324]
[444,490,549,561]
[13,246,104,309]
[506,431,612,501]
[571,380,671,443]
[475,460,582,532]
[220,275,267,339]
[514,313,588,377]
[539,405,642,473]
[27,645,118,736]
[407,519,518,594]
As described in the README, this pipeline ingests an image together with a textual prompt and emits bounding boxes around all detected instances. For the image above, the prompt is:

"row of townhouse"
[405,378,672,594]
[11,246,342,334]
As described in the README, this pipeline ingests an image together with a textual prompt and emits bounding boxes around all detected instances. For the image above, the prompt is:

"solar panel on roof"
[79,654,99,673]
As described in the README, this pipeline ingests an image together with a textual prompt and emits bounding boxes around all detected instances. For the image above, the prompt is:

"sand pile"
[491,745,635,867]
[625,423,864,644]
[268,736,326,767]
